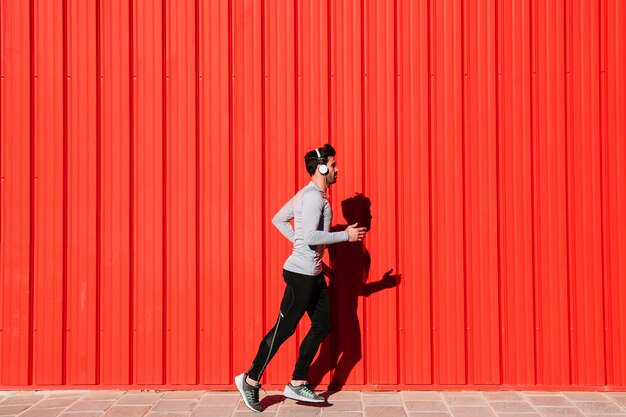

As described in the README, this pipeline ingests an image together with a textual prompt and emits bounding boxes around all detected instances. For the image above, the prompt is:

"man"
[235,144,367,413]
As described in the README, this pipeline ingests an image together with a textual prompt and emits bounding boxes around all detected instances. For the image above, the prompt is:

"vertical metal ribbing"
[128,0,135,386]
[195,0,200,385]
[598,0,609,387]
[61,0,69,386]
[95,0,102,385]
[28,0,36,386]
[260,0,267,385]
[427,0,435,385]
[161,0,168,385]
[563,0,574,386]
[461,0,469,385]
[228,0,234,382]
[495,0,505,386]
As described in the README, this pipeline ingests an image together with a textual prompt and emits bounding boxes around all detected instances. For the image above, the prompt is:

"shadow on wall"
[308,193,401,391]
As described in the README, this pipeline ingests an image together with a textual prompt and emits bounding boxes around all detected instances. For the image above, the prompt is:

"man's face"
[325,156,338,185]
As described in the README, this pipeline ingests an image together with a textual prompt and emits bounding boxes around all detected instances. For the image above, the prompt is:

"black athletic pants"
[247,269,330,381]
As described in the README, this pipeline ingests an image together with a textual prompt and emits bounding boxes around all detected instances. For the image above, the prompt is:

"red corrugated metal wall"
[1,0,625,390]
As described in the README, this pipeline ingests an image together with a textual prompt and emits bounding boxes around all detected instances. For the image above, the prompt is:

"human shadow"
[259,394,285,410]
[307,193,401,397]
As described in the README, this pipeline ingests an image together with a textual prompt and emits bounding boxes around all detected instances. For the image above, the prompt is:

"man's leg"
[292,277,330,381]
[246,270,319,382]
[282,277,329,403]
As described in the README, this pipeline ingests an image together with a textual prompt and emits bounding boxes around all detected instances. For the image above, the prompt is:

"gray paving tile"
[65,399,116,412]
[32,397,80,409]
[197,393,240,406]
[0,404,30,415]
[444,395,488,406]
[37,390,88,396]
[586,415,626,417]
[610,396,626,407]
[0,391,43,397]
[102,405,152,417]
[16,408,65,417]
[151,399,197,412]
[564,392,611,401]
[325,391,362,400]
[362,393,402,406]
[572,401,624,414]
[323,400,361,411]
[322,412,363,417]
[190,405,235,417]
[161,391,204,400]
[527,396,572,407]
[232,412,276,417]
[0,393,46,405]
[46,393,87,400]
[116,393,164,405]
[407,413,451,417]
[401,391,443,401]
[490,401,536,413]
[276,404,322,416]
[448,406,496,417]
[364,405,408,417]
[484,391,525,401]
[443,392,483,397]
[196,397,238,408]
[404,400,448,413]
[83,391,126,400]
[534,407,585,417]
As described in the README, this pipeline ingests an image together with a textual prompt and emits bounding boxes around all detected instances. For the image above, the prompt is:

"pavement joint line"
[480,391,502,417]
[522,390,565,416]
[441,390,455,417]
[398,389,407,415]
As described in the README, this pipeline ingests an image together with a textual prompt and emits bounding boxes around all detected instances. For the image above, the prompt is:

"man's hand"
[381,268,401,287]
[346,223,367,242]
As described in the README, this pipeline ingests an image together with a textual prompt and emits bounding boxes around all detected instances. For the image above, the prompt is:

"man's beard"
[326,174,337,185]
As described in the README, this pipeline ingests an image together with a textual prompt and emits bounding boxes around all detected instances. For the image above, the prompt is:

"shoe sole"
[234,374,262,413]
[282,386,325,403]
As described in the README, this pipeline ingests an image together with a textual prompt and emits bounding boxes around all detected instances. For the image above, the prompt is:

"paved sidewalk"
[1,389,625,417]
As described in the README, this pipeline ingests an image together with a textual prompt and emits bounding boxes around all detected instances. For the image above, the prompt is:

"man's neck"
[311,176,328,193]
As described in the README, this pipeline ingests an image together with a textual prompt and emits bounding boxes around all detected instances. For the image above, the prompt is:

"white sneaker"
[283,382,325,403]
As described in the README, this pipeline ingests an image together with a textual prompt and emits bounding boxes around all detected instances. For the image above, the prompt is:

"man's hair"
[304,144,336,176]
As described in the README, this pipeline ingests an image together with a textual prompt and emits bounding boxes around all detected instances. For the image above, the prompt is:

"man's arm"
[272,197,296,243]
[301,190,349,245]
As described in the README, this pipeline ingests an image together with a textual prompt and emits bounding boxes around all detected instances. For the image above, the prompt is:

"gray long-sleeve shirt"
[272,181,349,276]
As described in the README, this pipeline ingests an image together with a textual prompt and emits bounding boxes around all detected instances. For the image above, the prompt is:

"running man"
[235,144,367,413]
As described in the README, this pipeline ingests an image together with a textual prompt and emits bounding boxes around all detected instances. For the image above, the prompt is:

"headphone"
[315,148,329,175]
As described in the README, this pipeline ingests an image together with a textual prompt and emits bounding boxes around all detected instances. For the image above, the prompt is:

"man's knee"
[313,321,331,337]
[265,318,298,348]
[279,320,299,341]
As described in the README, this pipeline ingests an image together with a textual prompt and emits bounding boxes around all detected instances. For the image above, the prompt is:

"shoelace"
[245,384,266,404]
[298,385,316,398]
[246,386,260,403]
